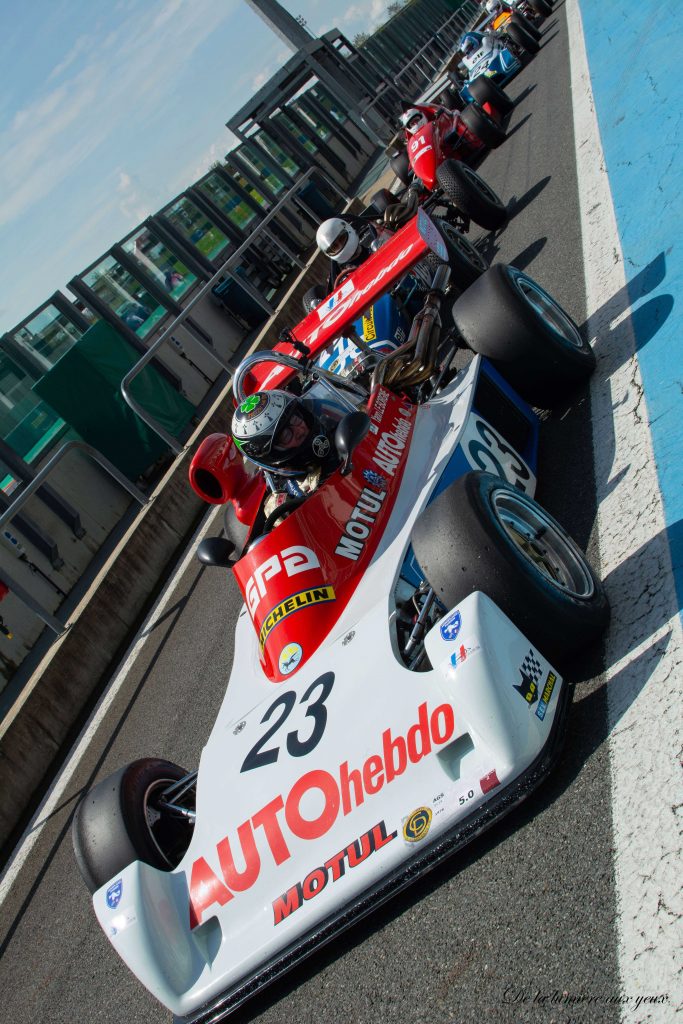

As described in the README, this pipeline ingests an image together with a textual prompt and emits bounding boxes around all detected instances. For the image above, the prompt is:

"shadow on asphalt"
[509,236,548,271]
[513,83,537,107]
[540,30,560,48]
[506,174,551,218]
[504,112,533,141]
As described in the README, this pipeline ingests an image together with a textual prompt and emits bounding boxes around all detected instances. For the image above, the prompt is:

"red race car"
[390,103,508,232]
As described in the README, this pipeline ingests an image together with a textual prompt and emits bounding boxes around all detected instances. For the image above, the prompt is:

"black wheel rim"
[442,224,487,272]
[459,165,503,207]
[492,490,595,598]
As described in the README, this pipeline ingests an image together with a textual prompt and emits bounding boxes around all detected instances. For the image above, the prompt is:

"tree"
[387,1,403,13]
[353,31,370,46]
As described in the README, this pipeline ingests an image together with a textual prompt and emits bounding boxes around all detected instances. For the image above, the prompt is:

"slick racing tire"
[450,263,596,404]
[460,101,507,149]
[72,758,193,894]
[467,76,514,115]
[425,218,488,288]
[302,284,327,315]
[439,86,465,111]
[511,13,541,40]
[528,0,552,17]
[390,147,412,186]
[411,472,610,665]
[436,160,508,231]
[506,20,540,53]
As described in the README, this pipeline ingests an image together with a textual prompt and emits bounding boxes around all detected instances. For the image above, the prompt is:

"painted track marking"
[568,0,682,1017]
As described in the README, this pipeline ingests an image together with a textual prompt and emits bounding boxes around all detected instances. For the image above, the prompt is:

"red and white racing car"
[73,212,607,1022]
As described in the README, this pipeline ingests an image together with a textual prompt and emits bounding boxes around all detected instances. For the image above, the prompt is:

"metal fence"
[0,0,480,691]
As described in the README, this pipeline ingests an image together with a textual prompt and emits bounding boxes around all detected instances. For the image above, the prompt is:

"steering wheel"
[251,497,308,546]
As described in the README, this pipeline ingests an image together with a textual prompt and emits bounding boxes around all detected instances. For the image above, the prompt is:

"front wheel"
[436,160,508,231]
[425,218,488,288]
[302,284,327,314]
[411,472,609,665]
[72,758,194,894]
[460,101,507,149]
[451,263,596,404]
[506,21,540,53]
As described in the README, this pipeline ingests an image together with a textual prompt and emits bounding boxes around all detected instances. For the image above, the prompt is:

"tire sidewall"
[421,472,609,663]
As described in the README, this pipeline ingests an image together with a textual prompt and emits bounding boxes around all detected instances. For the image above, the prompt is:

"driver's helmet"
[400,107,428,136]
[232,390,332,477]
[460,33,480,56]
[316,218,361,264]
[486,0,502,13]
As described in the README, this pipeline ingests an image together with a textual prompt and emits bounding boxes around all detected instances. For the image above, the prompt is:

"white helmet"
[400,107,428,135]
[486,0,502,14]
[316,218,361,264]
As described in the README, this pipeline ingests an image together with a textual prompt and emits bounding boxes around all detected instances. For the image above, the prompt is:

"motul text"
[188,699,455,927]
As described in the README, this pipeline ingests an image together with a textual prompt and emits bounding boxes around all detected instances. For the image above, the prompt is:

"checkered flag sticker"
[514,648,542,705]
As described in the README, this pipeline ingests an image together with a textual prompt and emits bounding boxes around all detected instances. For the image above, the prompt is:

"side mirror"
[196,537,237,567]
[335,411,371,477]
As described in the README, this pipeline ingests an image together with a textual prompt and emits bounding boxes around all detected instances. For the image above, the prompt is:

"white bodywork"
[92,360,563,1018]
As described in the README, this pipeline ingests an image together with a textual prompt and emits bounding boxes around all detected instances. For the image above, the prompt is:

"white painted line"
[0,501,224,908]
[567,1,683,1019]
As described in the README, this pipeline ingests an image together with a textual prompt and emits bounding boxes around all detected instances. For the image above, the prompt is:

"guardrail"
[120,166,350,454]
[359,1,479,134]
[0,441,147,635]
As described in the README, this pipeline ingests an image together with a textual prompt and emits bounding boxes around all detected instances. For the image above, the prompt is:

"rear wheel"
[528,0,551,17]
[439,86,464,111]
[411,472,609,666]
[511,13,541,39]
[72,758,194,894]
[467,76,514,114]
[506,21,540,53]
[451,263,596,404]
[425,218,488,288]
[460,102,506,149]
[302,284,327,314]
[436,160,508,231]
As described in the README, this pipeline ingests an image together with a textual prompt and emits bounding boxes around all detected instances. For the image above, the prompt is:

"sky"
[0,0,389,334]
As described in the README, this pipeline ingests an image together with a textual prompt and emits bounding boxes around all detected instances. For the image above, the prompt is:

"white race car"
[73,213,608,1022]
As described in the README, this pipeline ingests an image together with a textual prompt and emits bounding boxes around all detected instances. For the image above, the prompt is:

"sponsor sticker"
[239,393,269,418]
[535,671,557,721]
[246,545,320,616]
[188,699,456,928]
[402,806,433,843]
[449,640,480,667]
[514,649,543,706]
[335,484,387,562]
[272,821,396,926]
[363,468,387,490]
[480,769,500,794]
[362,307,377,341]
[279,642,303,675]
[106,879,123,910]
[259,586,335,649]
[440,609,462,642]
[312,435,330,458]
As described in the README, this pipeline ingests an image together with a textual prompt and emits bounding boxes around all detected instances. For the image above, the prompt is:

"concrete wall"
[0,242,334,852]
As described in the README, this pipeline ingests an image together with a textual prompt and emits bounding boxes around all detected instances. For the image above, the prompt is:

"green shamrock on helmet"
[240,394,262,414]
